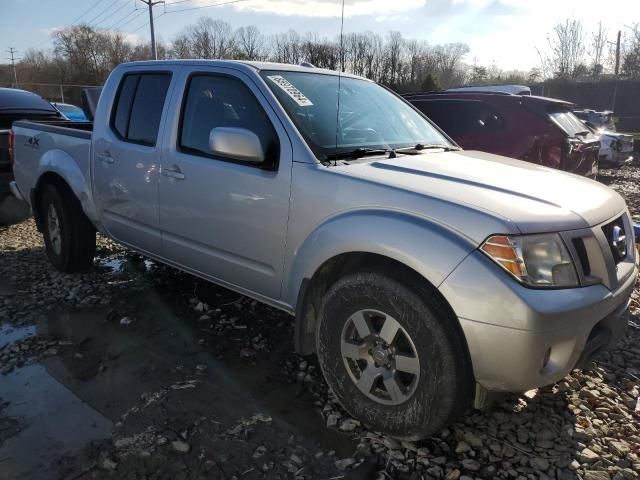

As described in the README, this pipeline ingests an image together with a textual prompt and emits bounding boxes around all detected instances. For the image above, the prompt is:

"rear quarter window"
[110,72,171,146]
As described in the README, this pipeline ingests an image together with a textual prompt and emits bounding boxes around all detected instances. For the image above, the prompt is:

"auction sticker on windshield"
[267,75,313,107]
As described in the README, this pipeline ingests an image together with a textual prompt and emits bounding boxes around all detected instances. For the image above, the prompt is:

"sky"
[1,0,639,71]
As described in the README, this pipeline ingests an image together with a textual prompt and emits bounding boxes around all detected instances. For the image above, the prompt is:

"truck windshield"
[549,110,590,137]
[260,70,452,161]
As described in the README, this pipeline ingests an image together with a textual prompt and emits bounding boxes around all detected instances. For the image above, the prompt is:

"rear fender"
[35,149,98,225]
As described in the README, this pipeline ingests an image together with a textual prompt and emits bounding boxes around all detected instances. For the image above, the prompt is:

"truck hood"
[336,150,626,235]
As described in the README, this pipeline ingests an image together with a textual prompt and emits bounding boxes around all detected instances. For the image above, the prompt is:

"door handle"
[162,165,185,180]
[97,152,114,164]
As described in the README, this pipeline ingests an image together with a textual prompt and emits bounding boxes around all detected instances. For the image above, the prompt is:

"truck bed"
[12,120,94,216]
[13,119,93,138]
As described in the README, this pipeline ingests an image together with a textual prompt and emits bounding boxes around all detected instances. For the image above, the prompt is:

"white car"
[574,109,635,168]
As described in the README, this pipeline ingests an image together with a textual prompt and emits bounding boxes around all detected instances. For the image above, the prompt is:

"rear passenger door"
[93,68,176,255]
[158,68,292,299]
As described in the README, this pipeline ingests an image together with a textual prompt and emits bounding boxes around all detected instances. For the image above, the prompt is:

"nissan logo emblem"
[612,225,627,259]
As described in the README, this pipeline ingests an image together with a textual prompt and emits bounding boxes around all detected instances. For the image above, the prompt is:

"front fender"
[36,150,98,224]
[283,209,478,309]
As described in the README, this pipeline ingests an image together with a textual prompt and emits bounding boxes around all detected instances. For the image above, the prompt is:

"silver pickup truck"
[10,60,638,439]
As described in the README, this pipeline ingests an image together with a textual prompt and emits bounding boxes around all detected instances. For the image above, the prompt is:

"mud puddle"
[0,281,354,479]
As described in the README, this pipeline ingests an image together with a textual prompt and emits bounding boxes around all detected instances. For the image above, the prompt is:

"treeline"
[1,18,532,98]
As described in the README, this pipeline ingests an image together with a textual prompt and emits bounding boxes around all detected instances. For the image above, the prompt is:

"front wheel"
[316,271,471,440]
[40,183,96,273]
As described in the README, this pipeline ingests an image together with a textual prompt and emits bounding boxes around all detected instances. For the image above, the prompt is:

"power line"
[106,8,141,30]
[93,2,133,28]
[163,0,250,14]
[69,0,108,25]
[85,0,126,26]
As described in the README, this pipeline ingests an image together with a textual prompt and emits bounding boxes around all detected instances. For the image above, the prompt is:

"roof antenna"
[331,0,345,167]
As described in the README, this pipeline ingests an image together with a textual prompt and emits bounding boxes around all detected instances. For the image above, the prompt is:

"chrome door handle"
[97,152,114,164]
[162,165,185,180]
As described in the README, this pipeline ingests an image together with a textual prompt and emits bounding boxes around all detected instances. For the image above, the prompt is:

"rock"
[463,431,483,448]
[339,418,360,432]
[326,413,339,428]
[455,441,472,454]
[171,440,190,453]
[610,440,630,457]
[43,347,58,356]
[446,469,461,480]
[461,459,481,471]
[530,457,550,471]
[101,458,117,470]
[119,316,134,325]
[335,458,356,470]
[253,446,267,458]
[584,471,610,480]
[290,453,303,465]
[579,448,599,463]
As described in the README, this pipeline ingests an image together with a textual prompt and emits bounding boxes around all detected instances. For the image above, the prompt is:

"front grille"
[601,216,627,264]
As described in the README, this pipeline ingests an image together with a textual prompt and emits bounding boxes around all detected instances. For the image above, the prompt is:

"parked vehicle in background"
[10,60,637,439]
[573,109,635,168]
[52,102,88,122]
[447,85,531,95]
[0,88,63,195]
[405,91,599,178]
[574,109,616,131]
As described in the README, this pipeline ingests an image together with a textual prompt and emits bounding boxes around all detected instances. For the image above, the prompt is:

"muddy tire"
[316,271,471,440]
[40,183,96,273]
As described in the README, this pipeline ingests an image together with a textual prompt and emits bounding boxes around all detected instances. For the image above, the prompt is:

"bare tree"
[590,21,608,76]
[236,25,263,60]
[546,19,585,78]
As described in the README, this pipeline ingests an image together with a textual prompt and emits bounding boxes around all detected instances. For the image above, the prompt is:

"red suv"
[404,92,599,178]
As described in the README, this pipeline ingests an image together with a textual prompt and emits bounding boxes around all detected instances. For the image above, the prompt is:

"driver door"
[158,68,292,299]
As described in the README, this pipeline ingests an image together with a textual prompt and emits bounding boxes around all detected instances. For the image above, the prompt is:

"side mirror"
[209,127,264,164]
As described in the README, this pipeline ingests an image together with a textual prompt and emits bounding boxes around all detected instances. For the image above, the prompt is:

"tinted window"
[180,74,279,164]
[128,74,171,145]
[414,99,504,138]
[111,73,171,145]
[112,75,139,139]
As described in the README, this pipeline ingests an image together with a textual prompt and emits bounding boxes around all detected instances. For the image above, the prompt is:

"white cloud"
[233,0,426,17]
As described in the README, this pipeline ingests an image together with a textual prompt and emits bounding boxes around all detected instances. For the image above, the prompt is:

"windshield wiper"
[396,143,461,153]
[325,147,393,161]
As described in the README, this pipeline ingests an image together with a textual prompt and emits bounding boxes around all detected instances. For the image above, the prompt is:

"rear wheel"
[316,270,471,440]
[40,183,96,273]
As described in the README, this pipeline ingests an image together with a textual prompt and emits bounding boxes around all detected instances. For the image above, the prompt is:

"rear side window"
[111,72,171,146]
[179,74,279,165]
[414,99,504,138]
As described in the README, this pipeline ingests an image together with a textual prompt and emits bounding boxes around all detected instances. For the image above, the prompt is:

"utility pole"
[6,47,18,87]
[138,0,164,60]
[615,30,621,77]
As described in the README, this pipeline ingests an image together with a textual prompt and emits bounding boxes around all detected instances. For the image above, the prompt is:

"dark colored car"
[0,88,63,193]
[404,91,600,178]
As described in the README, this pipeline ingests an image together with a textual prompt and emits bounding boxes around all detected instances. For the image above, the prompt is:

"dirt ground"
[1,166,640,480]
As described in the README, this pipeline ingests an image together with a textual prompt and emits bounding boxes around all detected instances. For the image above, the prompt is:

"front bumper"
[439,249,637,392]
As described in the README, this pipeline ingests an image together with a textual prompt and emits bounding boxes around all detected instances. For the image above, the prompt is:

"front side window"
[110,72,171,146]
[179,74,279,165]
[260,71,452,160]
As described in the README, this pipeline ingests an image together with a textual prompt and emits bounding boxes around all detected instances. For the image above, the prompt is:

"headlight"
[480,234,579,288]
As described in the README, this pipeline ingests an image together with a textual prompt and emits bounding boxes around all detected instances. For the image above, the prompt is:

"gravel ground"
[1,167,640,480]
